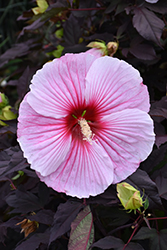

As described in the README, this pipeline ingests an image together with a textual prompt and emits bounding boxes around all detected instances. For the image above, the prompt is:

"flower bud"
[117,182,143,211]
[87,41,119,57]
[0,105,17,126]
[0,93,8,109]
[32,0,48,15]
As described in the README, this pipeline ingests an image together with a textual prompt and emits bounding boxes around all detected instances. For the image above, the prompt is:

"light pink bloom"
[17,53,155,198]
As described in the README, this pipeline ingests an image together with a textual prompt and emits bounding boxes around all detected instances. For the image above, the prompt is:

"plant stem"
[147,217,167,220]
[122,225,139,250]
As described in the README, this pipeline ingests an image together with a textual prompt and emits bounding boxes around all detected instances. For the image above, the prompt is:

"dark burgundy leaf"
[19,18,46,37]
[92,236,144,249]
[0,133,15,150]
[129,43,157,60]
[0,217,21,243]
[0,39,39,67]
[155,174,167,200]
[156,135,167,148]
[120,243,144,250]
[154,122,166,148]
[88,185,119,206]
[17,66,31,99]
[145,0,167,14]
[49,200,84,244]
[38,182,50,206]
[6,188,43,213]
[92,236,124,249]
[115,3,129,15]
[41,6,68,21]
[15,230,50,250]
[141,143,167,173]
[126,169,162,209]
[27,210,54,225]
[63,15,82,46]
[0,119,17,134]
[150,96,167,121]
[132,6,164,46]
[133,227,167,250]
[105,0,122,14]
[0,146,29,179]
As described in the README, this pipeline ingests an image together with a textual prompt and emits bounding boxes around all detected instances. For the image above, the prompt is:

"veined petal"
[27,53,96,119]
[38,139,114,198]
[96,109,155,184]
[17,95,71,176]
[85,56,150,114]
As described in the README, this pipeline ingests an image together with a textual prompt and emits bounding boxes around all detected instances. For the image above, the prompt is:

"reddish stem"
[83,198,87,206]
[7,178,17,190]
[68,7,105,11]
[147,217,167,221]
[122,214,142,250]
[122,225,139,250]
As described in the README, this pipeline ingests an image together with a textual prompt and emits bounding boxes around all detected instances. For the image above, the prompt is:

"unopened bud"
[117,182,144,211]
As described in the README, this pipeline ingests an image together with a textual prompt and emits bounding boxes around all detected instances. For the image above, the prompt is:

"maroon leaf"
[19,18,46,37]
[105,0,122,14]
[155,174,167,200]
[126,169,162,209]
[133,227,167,250]
[0,146,29,179]
[68,205,94,250]
[6,189,43,213]
[150,96,167,121]
[132,6,164,46]
[156,135,167,148]
[63,15,82,45]
[27,210,54,225]
[145,0,167,14]
[129,43,157,60]
[15,230,50,250]
[92,236,124,249]
[0,39,39,67]
[92,236,144,250]
[49,200,84,244]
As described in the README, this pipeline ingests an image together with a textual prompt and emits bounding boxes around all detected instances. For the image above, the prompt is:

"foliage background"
[0,0,167,249]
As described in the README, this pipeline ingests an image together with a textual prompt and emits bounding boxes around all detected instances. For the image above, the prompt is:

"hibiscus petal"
[38,139,114,198]
[85,56,150,114]
[27,53,96,119]
[96,108,155,184]
[17,95,71,176]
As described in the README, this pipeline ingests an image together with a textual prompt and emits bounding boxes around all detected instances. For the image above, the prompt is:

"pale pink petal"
[17,95,71,176]
[96,109,155,183]
[85,48,104,58]
[38,139,114,198]
[27,53,96,119]
[85,56,150,114]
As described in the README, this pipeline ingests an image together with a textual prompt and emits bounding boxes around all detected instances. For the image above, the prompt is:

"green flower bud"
[87,40,119,56]
[117,182,143,211]
[0,93,9,109]
[0,105,17,126]
[32,0,48,15]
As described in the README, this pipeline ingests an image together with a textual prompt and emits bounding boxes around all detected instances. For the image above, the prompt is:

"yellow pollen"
[78,118,94,143]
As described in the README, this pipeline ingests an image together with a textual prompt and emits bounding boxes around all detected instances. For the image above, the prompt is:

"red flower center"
[66,103,102,142]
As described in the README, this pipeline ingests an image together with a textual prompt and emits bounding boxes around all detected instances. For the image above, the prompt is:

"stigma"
[78,118,94,144]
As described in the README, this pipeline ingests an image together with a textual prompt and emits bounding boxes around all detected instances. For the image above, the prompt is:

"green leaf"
[68,205,94,250]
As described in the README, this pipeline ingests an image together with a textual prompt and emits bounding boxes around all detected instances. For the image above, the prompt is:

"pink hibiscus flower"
[17,52,155,198]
